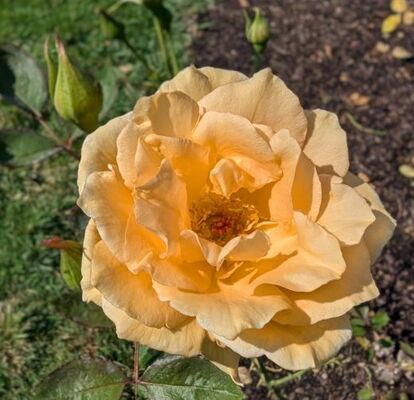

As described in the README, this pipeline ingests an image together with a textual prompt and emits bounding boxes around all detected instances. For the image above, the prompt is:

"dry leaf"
[237,367,253,385]
[403,10,414,25]
[392,46,413,59]
[347,92,371,106]
[381,14,402,35]
[375,41,391,53]
[399,164,414,178]
[391,0,408,13]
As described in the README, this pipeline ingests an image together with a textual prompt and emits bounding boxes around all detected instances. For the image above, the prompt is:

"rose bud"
[50,37,102,133]
[245,7,270,54]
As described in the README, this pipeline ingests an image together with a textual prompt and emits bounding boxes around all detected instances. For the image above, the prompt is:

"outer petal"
[134,159,190,256]
[274,242,379,325]
[198,67,247,91]
[78,170,163,272]
[133,91,200,138]
[78,113,130,193]
[199,69,307,146]
[217,315,352,371]
[154,281,291,340]
[303,110,349,177]
[344,173,396,262]
[158,66,247,102]
[91,240,187,329]
[80,219,102,305]
[158,65,213,101]
[254,212,346,292]
[317,176,375,246]
[102,299,206,356]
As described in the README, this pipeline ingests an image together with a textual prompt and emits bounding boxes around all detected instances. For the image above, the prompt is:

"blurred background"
[0,0,413,399]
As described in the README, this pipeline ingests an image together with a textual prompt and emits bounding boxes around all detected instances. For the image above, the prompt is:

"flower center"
[190,193,261,246]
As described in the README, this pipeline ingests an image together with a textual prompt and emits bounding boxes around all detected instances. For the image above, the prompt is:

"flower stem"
[133,342,140,399]
[165,30,179,76]
[153,17,172,77]
[269,369,306,387]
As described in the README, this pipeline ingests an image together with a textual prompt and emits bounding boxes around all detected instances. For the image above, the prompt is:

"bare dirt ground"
[191,1,414,398]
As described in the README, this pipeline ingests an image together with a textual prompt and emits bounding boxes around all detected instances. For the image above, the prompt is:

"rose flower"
[78,67,395,374]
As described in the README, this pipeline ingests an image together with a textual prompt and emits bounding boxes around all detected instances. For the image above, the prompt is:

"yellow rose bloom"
[77,67,395,374]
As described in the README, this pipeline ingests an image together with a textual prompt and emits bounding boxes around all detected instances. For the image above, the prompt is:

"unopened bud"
[51,37,102,133]
[43,38,57,101]
[245,8,270,54]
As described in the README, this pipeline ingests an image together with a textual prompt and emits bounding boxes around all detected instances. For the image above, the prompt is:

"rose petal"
[154,280,290,340]
[216,315,351,371]
[102,299,206,356]
[91,240,187,328]
[133,91,200,138]
[317,176,375,246]
[199,69,307,146]
[303,109,349,177]
[134,159,190,256]
[158,65,213,101]
[198,66,247,91]
[344,173,396,262]
[116,120,161,188]
[78,170,163,272]
[274,242,379,325]
[192,111,275,163]
[254,212,346,292]
[80,219,102,305]
[78,113,130,193]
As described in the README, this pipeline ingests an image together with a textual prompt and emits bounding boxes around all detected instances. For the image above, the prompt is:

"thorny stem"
[133,342,140,399]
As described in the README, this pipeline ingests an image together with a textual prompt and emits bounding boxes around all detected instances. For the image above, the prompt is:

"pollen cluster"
[190,192,261,245]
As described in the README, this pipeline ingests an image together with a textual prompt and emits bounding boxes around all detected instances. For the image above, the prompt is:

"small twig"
[133,342,140,399]
[253,358,279,399]
[345,112,386,137]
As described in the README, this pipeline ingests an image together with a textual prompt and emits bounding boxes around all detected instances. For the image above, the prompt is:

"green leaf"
[139,345,164,370]
[351,317,365,327]
[60,241,83,290]
[0,43,47,112]
[54,292,112,328]
[0,129,57,166]
[34,355,126,399]
[357,387,374,400]
[139,356,243,400]
[371,310,390,330]
[352,325,367,337]
[379,337,394,348]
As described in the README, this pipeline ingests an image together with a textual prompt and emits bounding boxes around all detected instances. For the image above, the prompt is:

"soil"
[191,0,414,398]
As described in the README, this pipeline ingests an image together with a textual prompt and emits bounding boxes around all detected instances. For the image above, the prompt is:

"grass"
[0,0,210,398]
